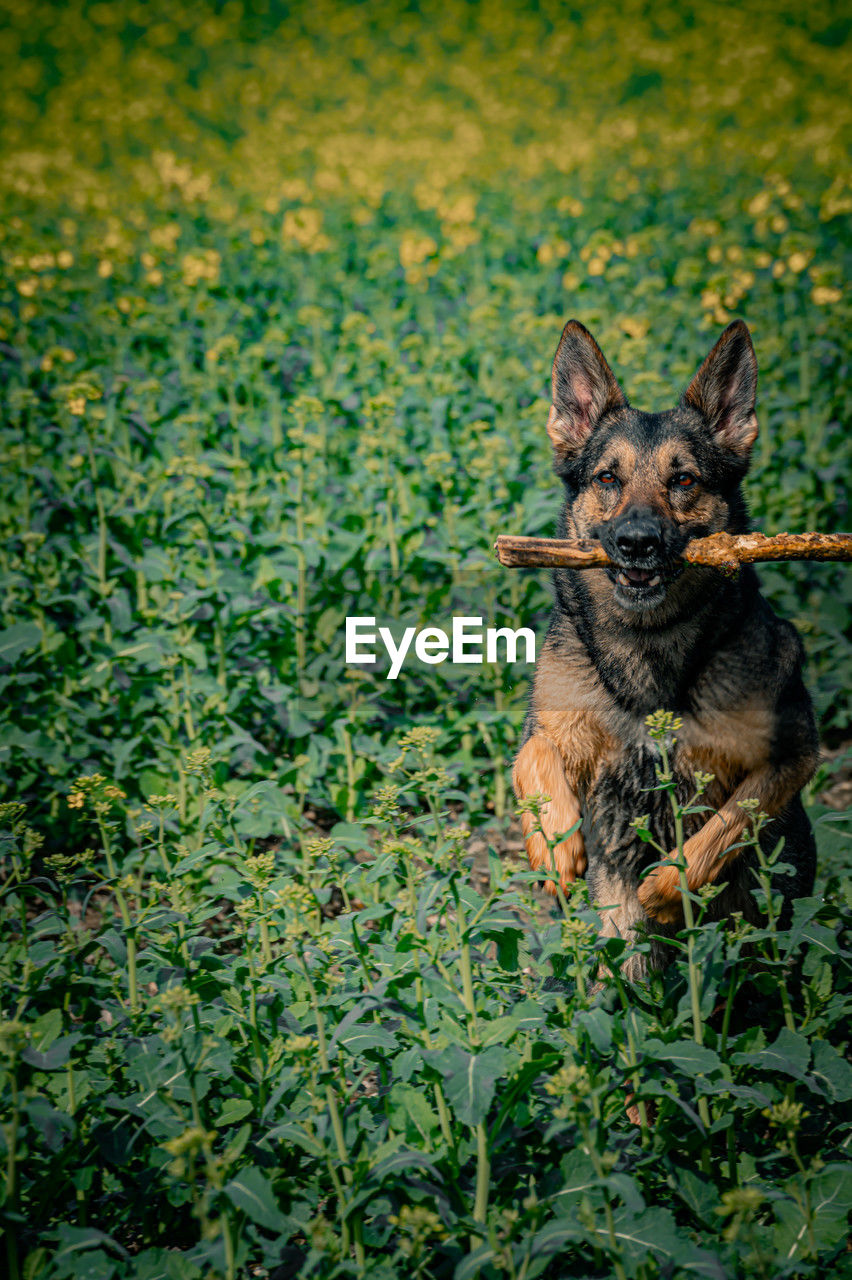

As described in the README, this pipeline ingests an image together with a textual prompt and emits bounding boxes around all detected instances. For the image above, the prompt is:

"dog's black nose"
[614,516,663,560]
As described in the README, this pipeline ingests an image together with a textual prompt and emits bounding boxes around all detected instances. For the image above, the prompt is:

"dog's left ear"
[682,320,758,456]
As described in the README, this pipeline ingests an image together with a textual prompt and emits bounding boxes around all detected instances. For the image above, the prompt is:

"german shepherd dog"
[513,319,819,978]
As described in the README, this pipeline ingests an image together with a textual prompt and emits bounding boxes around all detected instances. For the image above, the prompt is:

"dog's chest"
[535,675,773,875]
[532,631,774,871]
[584,703,771,872]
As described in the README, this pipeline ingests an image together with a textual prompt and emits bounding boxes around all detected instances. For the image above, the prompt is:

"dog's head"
[547,319,758,614]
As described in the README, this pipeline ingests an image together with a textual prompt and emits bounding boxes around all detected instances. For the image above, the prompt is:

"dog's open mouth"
[607,563,679,609]
[614,567,662,589]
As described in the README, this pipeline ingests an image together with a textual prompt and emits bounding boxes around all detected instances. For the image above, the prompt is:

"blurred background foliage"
[0,0,850,834]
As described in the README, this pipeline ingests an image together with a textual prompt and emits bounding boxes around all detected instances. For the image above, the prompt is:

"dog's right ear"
[547,320,627,463]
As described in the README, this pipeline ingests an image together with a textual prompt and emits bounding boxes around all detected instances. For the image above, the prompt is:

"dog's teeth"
[648,575,661,587]
[617,572,629,586]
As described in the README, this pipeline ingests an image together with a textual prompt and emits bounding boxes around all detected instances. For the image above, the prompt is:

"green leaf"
[479,1013,526,1047]
[51,1224,129,1266]
[609,1206,695,1263]
[732,1027,811,1081]
[329,820,373,850]
[529,1219,583,1259]
[216,1098,254,1126]
[437,1045,509,1127]
[0,622,41,665]
[30,1007,64,1052]
[370,1147,440,1183]
[126,1249,204,1280]
[578,1007,613,1054]
[22,1250,49,1280]
[669,1166,721,1226]
[99,928,127,967]
[21,1033,82,1071]
[454,1243,497,1279]
[261,1123,325,1158]
[809,1163,852,1248]
[773,1163,852,1257]
[810,1039,852,1101]
[643,1038,722,1076]
[553,1152,602,1209]
[337,1022,398,1055]
[388,1082,440,1142]
[223,1167,287,1233]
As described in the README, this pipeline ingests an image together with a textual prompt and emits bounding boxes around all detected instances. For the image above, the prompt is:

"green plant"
[1,1,850,1274]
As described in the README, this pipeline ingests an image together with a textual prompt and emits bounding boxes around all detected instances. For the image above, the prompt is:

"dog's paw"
[637,863,683,922]
[528,830,587,893]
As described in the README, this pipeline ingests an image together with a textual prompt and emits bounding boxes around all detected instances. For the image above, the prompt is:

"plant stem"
[753,840,796,1032]
[85,428,112,645]
[221,1213,236,1280]
[340,723,356,822]
[582,1117,627,1280]
[472,1119,490,1233]
[99,818,139,1018]
[258,914,273,967]
[301,957,365,1269]
[453,887,479,1043]
[662,741,711,1169]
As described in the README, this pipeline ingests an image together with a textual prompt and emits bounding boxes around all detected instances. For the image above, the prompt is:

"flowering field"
[1,1,851,1277]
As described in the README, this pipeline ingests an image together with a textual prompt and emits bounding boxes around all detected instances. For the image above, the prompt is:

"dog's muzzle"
[596,508,680,609]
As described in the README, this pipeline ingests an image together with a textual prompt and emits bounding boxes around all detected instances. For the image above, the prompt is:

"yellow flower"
[284,1034,315,1055]
[717,1186,763,1217]
[181,250,220,286]
[399,232,437,270]
[184,745,212,774]
[162,1126,214,1157]
[747,191,771,217]
[620,315,649,339]
[282,206,325,250]
[763,1098,806,1130]
[811,285,841,304]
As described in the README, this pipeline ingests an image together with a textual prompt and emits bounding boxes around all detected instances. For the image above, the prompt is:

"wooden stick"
[494,531,852,571]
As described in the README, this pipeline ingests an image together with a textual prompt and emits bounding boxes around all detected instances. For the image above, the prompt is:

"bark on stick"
[494,531,852,571]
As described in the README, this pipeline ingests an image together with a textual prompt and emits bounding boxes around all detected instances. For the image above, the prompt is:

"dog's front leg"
[513,735,586,892]
[638,759,815,922]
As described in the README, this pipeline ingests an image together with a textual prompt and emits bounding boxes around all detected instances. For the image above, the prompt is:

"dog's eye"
[597,471,618,486]
[673,472,697,489]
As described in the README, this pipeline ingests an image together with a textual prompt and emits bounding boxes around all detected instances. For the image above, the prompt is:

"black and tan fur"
[513,319,818,977]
